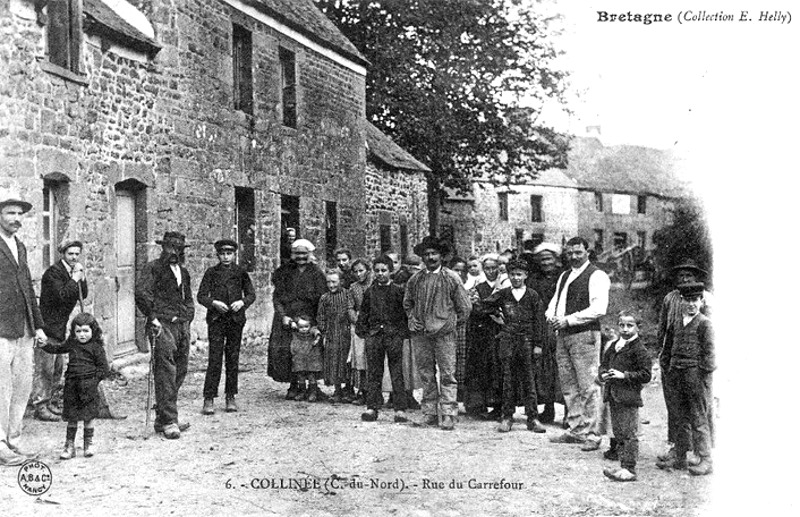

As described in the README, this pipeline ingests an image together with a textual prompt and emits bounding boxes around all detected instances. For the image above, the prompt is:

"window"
[232,24,253,114]
[235,187,255,272]
[637,231,646,250]
[593,229,604,254]
[498,192,508,221]
[379,225,391,254]
[637,195,647,214]
[611,194,631,215]
[280,47,297,128]
[530,195,543,222]
[514,229,524,251]
[325,201,337,262]
[594,192,604,212]
[399,223,408,261]
[42,184,60,268]
[48,0,82,73]
[613,232,628,250]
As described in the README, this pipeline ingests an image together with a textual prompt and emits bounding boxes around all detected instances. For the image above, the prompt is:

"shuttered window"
[48,0,83,73]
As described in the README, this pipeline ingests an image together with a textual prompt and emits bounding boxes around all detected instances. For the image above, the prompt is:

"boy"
[657,281,714,476]
[476,260,546,433]
[599,311,652,482]
[356,255,409,423]
[197,239,256,414]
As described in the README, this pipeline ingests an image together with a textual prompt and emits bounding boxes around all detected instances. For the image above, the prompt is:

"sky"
[534,2,800,512]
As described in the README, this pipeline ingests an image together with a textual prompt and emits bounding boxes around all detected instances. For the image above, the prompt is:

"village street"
[2,331,711,517]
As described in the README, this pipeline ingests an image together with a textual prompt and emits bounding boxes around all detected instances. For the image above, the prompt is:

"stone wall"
[0,0,366,353]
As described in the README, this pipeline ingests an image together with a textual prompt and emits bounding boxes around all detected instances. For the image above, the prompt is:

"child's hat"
[214,239,238,252]
[677,281,705,297]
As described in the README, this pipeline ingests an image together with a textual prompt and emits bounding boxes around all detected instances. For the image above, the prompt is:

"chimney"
[586,125,601,137]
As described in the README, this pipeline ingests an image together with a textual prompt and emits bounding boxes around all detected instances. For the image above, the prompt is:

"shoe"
[162,423,181,439]
[549,432,584,444]
[285,387,299,400]
[407,396,421,411]
[8,444,38,459]
[361,410,378,422]
[480,408,502,421]
[342,392,354,404]
[0,447,27,466]
[687,455,702,467]
[307,389,318,403]
[394,411,409,423]
[561,415,569,429]
[657,446,676,462]
[603,448,619,461]
[539,404,555,424]
[202,398,215,415]
[154,422,190,433]
[226,397,238,412]
[656,456,687,470]
[418,414,439,427]
[84,438,95,458]
[352,392,365,405]
[293,390,307,401]
[581,438,601,451]
[688,459,713,476]
[497,419,513,433]
[34,406,61,422]
[440,415,455,431]
[59,441,76,460]
[603,467,637,482]
[527,419,547,433]
[329,393,343,404]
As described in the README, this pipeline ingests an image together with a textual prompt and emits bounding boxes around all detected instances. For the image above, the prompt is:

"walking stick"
[144,327,158,438]
[77,277,85,312]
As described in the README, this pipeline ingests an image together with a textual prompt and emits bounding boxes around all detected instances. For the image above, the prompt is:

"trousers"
[203,318,243,399]
[0,332,34,450]
[365,333,406,411]
[153,321,190,427]
[412,331,458,417]
[556,329,601,439]
[498,335,538,420]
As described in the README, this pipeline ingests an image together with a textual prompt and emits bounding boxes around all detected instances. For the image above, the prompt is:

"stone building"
[0,0,371,357]
[363,121,429,261]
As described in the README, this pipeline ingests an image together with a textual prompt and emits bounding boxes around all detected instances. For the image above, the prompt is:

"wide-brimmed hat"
[671,258,707,277]
[0,189,32,213]
[214,239,237,252]
[156,231,189,248]
[412,235,451,256]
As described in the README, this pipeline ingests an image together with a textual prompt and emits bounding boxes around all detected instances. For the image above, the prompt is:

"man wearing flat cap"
[0,191,48,465]
[197,239,256,415]
[268,238,327,399]
[403,235,472,430]
[31,239,88,422]
[135,231,195,439]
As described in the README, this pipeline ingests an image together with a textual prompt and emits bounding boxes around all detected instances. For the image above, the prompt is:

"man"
[334,248,357,288]
[656,258,713,464]
[546,237,610,450]
[268,239,327,399]
[197,239,256,415]
[403,236,471,430]
[135,231,195,439]
[32,240,88,421]
[0,191,48,465]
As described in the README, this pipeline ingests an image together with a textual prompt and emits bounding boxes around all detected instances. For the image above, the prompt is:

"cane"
[144,327,158,438]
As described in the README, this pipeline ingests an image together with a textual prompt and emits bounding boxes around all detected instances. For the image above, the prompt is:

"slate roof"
[242,0,367,66]
[563,137,686,198]
[365,122,430,173]
[84,0,160,54]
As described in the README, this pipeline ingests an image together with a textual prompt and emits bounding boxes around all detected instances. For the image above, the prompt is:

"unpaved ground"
[1,339,712,517]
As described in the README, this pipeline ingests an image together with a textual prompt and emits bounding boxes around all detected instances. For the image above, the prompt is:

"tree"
[651,196,713,288]
[315,0,570,231]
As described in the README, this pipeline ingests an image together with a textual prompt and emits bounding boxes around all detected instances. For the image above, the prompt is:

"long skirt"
[62,376,101,422]
[267,318,294,383]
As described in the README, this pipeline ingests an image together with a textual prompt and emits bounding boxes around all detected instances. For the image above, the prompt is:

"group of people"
[0,189,715,484]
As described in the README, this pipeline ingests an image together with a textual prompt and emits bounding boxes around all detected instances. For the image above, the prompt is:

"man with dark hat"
[32,239,88,421]
[403,236,471,430]
[0,190,48,465]
[135,231,195,439]
[656,258,713,464]
[197,239,256,415]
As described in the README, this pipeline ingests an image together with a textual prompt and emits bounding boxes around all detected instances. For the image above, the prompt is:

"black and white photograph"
[0,0,796,515]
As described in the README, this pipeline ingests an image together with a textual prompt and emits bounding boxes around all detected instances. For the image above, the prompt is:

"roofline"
[575,186,685,200]
[367,152,430,174]
[224,0,368,75]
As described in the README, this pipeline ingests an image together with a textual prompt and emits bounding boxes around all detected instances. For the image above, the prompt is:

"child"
[38,313,111,459]
[347,258,372,405]
[197,239,256,415]
[599,311,652,482]
[317,269,356,403]
[290,314,323,402]
[475,260,546,433]
[356,255,409,423]
[657,281,714,476]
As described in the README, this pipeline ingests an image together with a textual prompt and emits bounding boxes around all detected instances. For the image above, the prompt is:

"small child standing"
[38,313,111,459]
[290,314,323,402]
[599,310,652,482]
[318,270,356,403]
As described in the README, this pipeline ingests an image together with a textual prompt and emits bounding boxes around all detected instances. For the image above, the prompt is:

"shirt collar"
[62,259,72,271]
[425,265,442,274]
[571,259,590,275]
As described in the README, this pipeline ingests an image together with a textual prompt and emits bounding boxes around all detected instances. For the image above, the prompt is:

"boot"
[539,403,555,424]
[225,396,238,412]
[202,398,215,415]
[307,386,319,403]
[60,441,76,460]
[83,428,95,458]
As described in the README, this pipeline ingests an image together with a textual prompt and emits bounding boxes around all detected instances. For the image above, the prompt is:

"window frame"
[232,23,254,115]
[279,46,297,128]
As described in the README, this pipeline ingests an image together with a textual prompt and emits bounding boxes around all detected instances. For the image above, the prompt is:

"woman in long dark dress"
[268,239,328,399]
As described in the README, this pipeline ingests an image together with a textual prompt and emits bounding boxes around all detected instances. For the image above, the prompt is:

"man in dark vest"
[0,191,48,466]
[135,231,195,439]
[32,240,88,421]
[546,236,610,450]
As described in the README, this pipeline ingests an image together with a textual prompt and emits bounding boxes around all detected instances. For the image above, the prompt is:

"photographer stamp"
[17,460,53,496]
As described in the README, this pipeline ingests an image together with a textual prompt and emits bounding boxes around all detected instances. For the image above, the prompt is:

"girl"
[347,258,371,405]
[289,314,323,402]
[317,269,356,403]
[39,313,110,459]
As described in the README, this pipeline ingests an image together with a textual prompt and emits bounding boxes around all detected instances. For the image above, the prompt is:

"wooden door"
[115,190,137,357]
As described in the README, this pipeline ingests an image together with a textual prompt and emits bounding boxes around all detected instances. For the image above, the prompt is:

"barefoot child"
[290,315,323,401]
[38,313,111,459]
[600,310,652,482]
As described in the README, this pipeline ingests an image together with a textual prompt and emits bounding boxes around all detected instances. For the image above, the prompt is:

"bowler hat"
[677,281,705,298]
[214,239,238,252]
[412,235,451,256]
[671,258,707,277]
[0,189,32,213]
[155,231,189,248]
